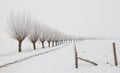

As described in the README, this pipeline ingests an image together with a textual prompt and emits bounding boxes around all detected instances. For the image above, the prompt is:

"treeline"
[7,13,83,52]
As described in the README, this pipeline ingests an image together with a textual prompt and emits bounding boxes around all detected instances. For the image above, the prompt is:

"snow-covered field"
[0,39,120,73]
[0,38,51,55]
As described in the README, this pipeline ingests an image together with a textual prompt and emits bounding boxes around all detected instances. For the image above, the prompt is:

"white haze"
[0,0,120,38]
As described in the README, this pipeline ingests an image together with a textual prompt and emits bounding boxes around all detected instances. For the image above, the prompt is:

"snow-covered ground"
[0,38,68,67]
[0,38,51,55]
[0,43,68,67]
[0,39,120,73]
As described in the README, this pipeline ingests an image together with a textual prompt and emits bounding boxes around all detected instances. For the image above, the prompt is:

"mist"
[0,0,120,38]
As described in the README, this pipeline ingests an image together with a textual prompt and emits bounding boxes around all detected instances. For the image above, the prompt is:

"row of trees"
[7,13,83,52]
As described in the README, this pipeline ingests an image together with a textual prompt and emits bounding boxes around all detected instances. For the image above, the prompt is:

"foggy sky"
[0,0,120,38]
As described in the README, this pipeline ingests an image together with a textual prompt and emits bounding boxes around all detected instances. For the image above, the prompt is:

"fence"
[74,42,119,69]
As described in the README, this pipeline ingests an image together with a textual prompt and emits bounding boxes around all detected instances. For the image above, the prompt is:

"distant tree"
[39,25,47,48]
[50,30,56,47]
[8,13,31,52]
[46,28,52,47]
[46,35,52,47]
[54,31,61,46]
[28,20,41,50]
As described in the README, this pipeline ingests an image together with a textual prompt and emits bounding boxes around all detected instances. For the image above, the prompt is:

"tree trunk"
[32,42,36,50]
[48,41,50,47]
[52,41,54,47]
[62,40,64,43]
[42,41,45,48]
[18,40,22,52]
[55,41,57,46]
[60,41,61,44]
[57,42,59,45]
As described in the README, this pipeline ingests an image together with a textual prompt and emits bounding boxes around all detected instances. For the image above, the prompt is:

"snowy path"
[0,44,70,73]
[1,40,120,73]
[0,44,68,67]
[14,41,120,73]
[12,43,76,73]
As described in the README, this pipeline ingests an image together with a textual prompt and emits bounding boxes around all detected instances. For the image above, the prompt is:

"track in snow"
[0,44,69,68]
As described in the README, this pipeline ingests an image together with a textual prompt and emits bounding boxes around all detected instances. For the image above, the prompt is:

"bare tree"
[47,36,52,47]
[54,31,61,46]
[28,20,41,50]
[8,13,30,52]
[46,29,52,47]
[39,25,47,48]
[50,30,56,47]
[50,30,64,46]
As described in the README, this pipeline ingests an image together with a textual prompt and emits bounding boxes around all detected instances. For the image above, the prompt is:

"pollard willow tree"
[39,25,47,48]
[45,28,53,47]
[50,30,57,47]
[50,30,64,46]
[28,20,41,50]
[54,31,61,46]
[58,33,65,45]
[8,13,31,52]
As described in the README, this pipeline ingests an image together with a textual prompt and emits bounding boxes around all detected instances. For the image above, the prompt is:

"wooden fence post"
[74,42,78,69]
[112,42,118,66]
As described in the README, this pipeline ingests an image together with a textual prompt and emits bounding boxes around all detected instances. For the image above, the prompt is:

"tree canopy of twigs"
[39,25,48,48]
[28,20,41,50]
[8,13,31,52]
[7,12,84,52]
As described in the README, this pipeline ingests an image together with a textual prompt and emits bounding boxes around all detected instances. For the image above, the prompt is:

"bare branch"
[28,20,41,50]
[7,13,31,52]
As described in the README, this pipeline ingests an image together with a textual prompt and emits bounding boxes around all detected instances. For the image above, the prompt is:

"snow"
[0,38,53,55]
[0,40,120,73]
[0,38,68,66]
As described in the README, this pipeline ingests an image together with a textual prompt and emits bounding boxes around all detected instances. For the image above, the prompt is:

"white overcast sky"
[0,0,120,38]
